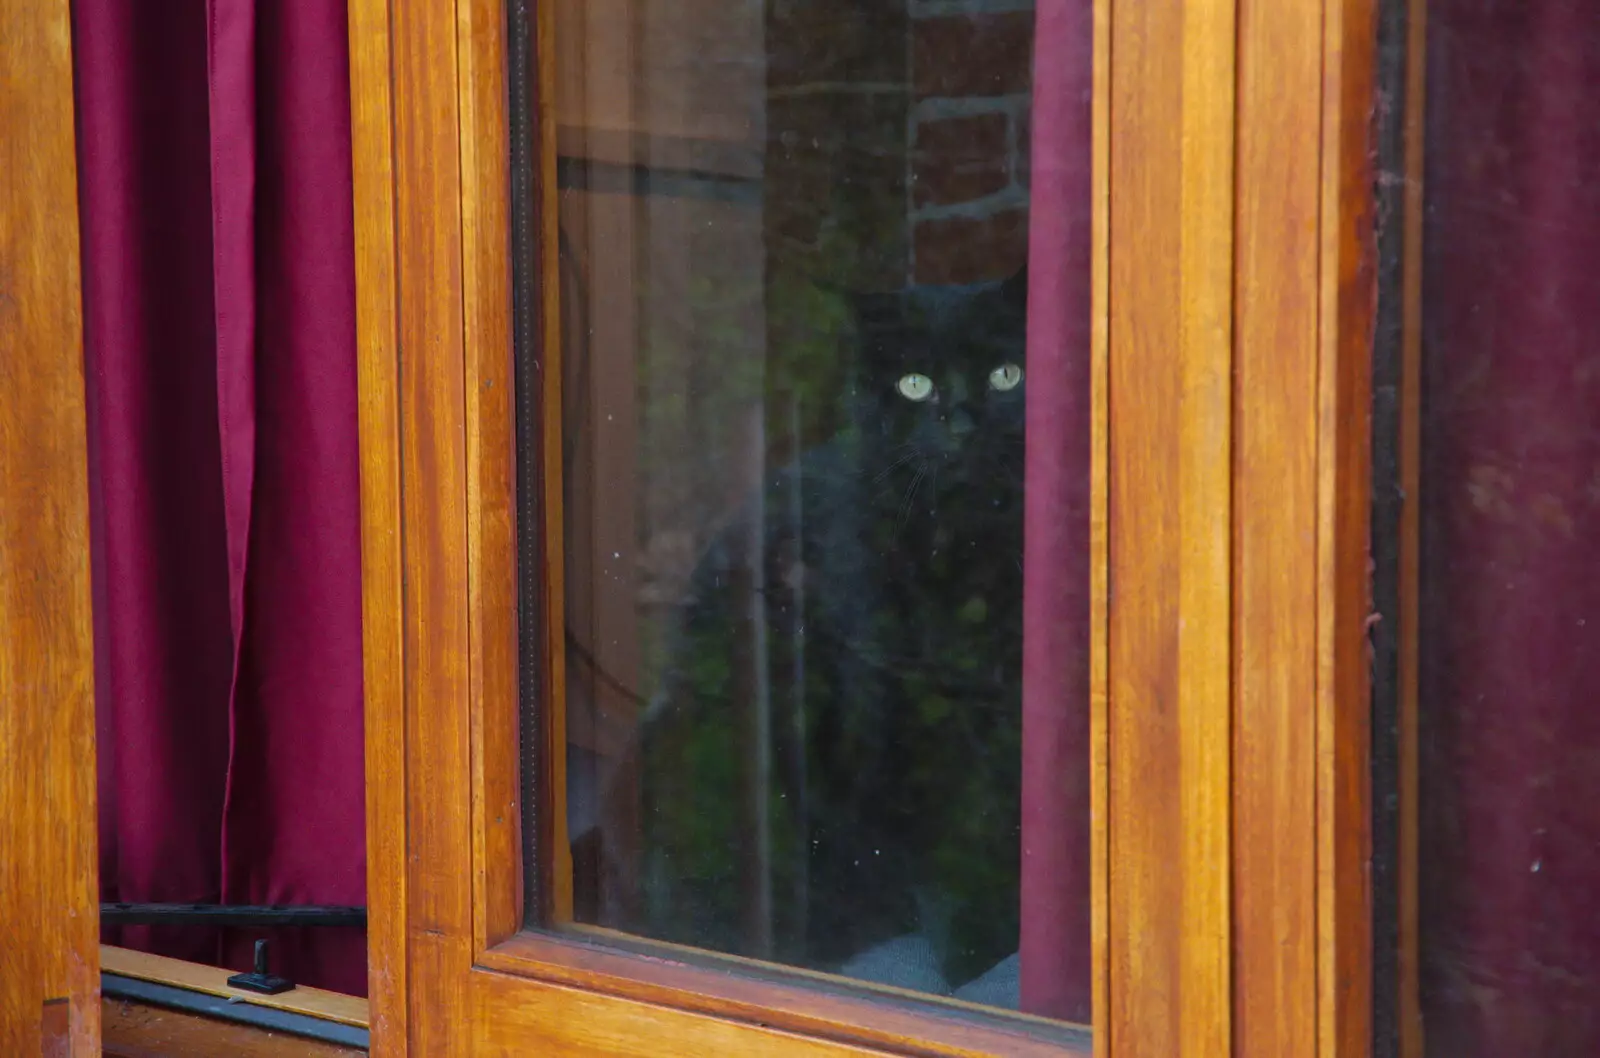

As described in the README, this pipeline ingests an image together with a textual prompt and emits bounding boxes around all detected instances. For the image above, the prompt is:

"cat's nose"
[947,407,976,437]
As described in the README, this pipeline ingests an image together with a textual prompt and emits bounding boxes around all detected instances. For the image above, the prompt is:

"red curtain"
[1019,0,1094,1023]
[76,0,367,995]
[1419,0,1600,1051]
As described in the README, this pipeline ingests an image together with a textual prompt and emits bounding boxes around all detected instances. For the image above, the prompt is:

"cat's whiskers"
[896,462,929,534]
[871,448,922,485]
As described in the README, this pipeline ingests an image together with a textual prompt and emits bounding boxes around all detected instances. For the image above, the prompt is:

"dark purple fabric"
[77,0,235,971]
[1419,0,1600,1051]
[1019,0,1094,1023]
[76,0,366,995]
[206,0,259,657]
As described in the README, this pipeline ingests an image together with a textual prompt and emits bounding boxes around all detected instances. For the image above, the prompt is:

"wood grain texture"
[1231,0,1322,1053]
[1106,0,1235,1055]
[536,0,575,930]
[102,998,363,1058]
[457,0,523,954]
[0,0,101,1052]
[480,931,1088,1057]
[391,0,476,1049]
[351,0,1098,1049]
[1397,4,1427,1056]
[469,969,897,1058]
[100,947,368,1028]
[347,0,407,1049]
[346,0,1330,1050]
[1088,0,1111,1053]
[1317,0,1378,1055]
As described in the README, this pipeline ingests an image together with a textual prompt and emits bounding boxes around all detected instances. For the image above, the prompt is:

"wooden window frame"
[0,0,1382,1053]
[345,0,1382,1054]
[98,947,370,1031]
[98,947,370,1056]
[354,0,1107,1051]
[0,0,99,1051]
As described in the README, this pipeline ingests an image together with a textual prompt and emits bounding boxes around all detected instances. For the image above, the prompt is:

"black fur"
[605,269,1027,989]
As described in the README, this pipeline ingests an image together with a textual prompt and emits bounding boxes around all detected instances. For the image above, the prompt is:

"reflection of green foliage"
[636,454,1030,988]
[619,86,1036,993]
[764,247,858,448]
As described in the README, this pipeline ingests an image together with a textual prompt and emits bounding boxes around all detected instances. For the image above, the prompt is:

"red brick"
[913,13,1034,99]
[913,112,1010,207]
[765,92,910,288]
[913,209,1028,285]
[766,0,908,88]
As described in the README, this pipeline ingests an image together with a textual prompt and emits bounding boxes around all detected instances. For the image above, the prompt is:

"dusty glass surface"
[550,0,1090,1019]
[1407,3,1600,1053]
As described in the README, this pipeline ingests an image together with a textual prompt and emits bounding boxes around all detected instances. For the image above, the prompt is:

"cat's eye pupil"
[988,363,1024,391]
[896,373,934,402]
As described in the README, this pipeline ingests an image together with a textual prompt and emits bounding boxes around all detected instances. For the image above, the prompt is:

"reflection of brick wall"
[764,0,910,295]
[909,1,1035,286]
[763,0,912,454]
[761,0,1035,297]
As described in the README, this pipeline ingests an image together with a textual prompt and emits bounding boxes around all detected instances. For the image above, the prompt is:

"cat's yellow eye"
[988,363,1024,392]
[896,373,935,402]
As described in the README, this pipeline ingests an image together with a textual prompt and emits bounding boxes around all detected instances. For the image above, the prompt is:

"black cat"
[605,267,1028,1000]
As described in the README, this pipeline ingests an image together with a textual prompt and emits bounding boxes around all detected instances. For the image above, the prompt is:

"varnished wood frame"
[0,0,100,1052]
[1104,0,1235,1055]
[1227,0,1380,1055]
[99,947,370,1029]
[1318,2,1380,1056]
[1228,0,1381,1054]
[103,1001,364,1058]
[348,0,1386,1056]
[1232,0,1320,1051]
[0,0,1387,1051]
[352,0,1106,1049]
[1097,0,1381,1054]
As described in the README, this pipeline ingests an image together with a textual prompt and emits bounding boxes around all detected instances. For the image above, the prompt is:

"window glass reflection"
[1414,3,1600,1052]
[552,0,1090,1019]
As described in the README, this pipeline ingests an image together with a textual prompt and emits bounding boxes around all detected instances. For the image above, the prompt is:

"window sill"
[100,946,369,1056]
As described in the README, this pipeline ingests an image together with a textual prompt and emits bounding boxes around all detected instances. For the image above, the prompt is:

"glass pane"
[548,0,1091,1022]
[1411,2,1600,1052]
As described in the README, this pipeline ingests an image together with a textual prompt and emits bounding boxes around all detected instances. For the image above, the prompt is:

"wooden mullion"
[392,0,475,1050]
[1317,0,1379,1055]
[1106,1,1237,1056]
[457,0,522,955]
[0,0,100,1050]
[348,0,407,1046]
[1231,0,1324,1053]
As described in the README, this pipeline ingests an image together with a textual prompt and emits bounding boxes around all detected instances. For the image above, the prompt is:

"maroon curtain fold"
[1419,1,1600,1052]
[76,0,366,995]
[1019,0,1094,1023]
[78,0,235,974]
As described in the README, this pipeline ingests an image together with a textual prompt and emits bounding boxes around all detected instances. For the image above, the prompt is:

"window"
[543,0,1090,1023]
[335,0,1375,1050]
[0,0,1388,1051]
